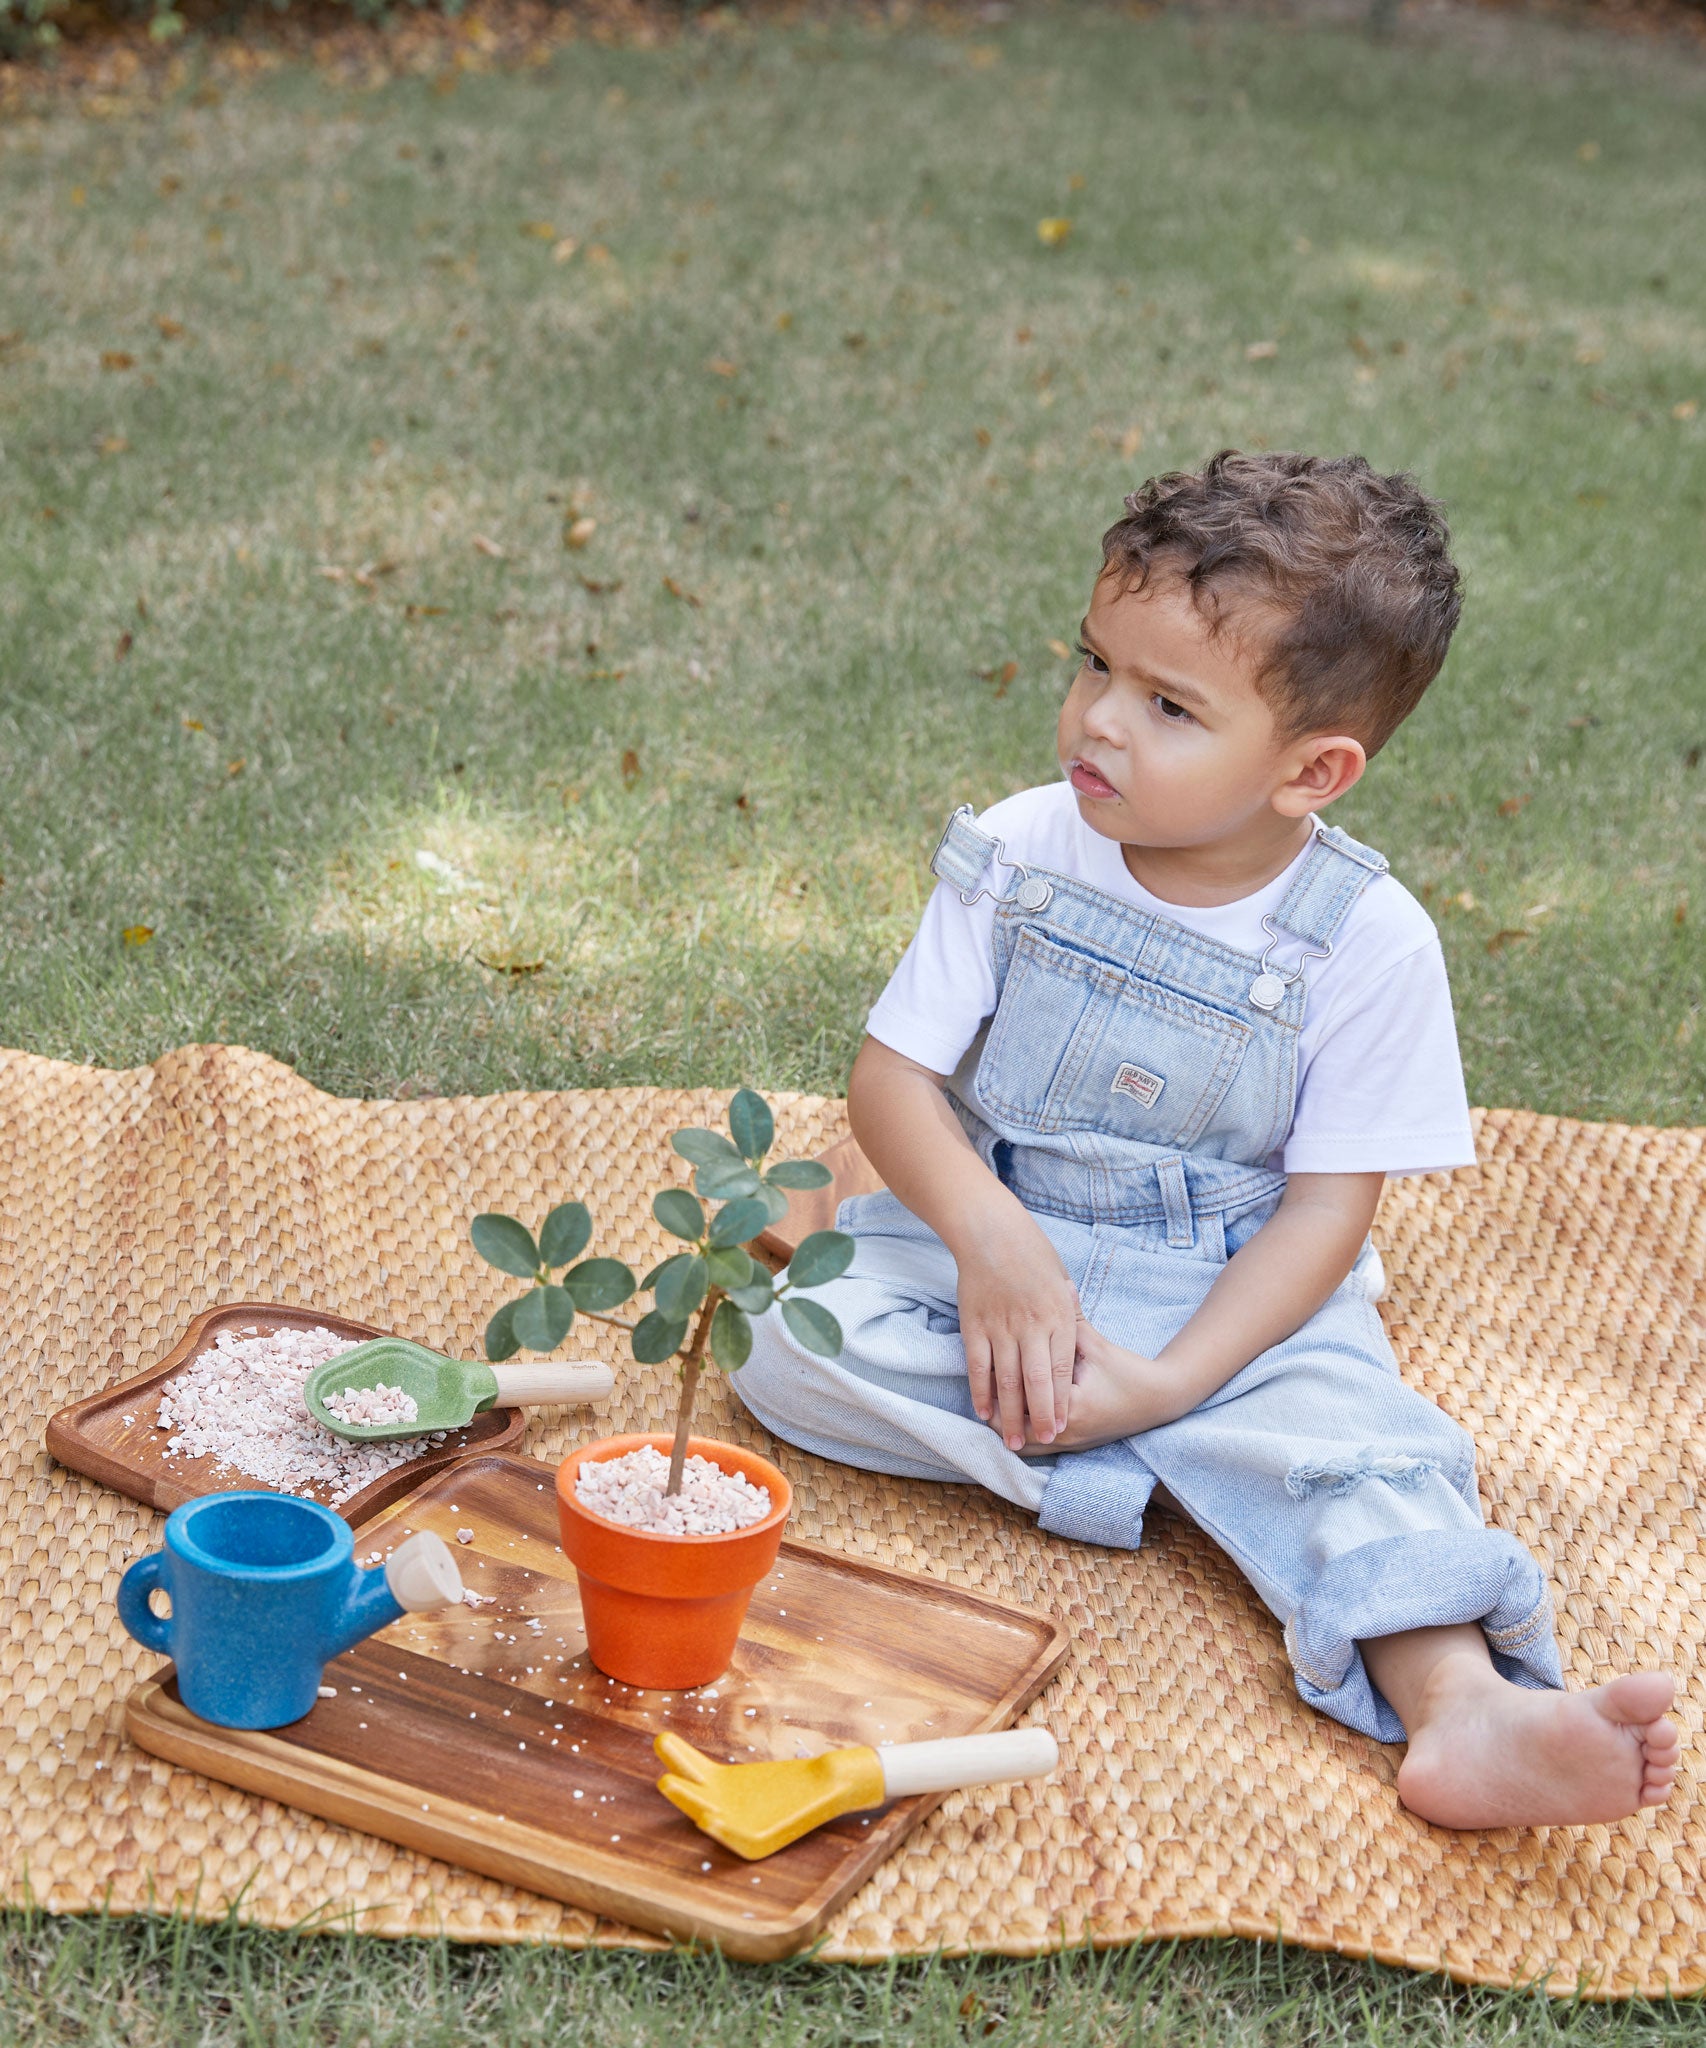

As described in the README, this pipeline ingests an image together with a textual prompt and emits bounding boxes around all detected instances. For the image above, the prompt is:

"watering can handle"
[877,1727,1059,1799]
[117,1553,175,1656]
[487,1362,614,1409]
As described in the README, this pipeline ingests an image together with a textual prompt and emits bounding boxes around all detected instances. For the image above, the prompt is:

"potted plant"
[470,1088,853,1687]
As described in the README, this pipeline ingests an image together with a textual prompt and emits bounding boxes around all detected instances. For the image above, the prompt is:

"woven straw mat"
[2,1042,1704,1993]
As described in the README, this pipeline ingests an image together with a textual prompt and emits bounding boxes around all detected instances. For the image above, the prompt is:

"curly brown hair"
[1101,450,1462,756]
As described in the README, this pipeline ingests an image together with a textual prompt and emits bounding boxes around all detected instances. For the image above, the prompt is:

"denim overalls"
[734,808,1564,1740]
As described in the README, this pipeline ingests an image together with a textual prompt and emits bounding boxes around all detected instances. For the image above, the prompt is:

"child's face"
[1057,569,1321,851]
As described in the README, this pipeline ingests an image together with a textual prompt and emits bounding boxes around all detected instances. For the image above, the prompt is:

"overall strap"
[929,805,1056,912]
[1269,823,1389,949]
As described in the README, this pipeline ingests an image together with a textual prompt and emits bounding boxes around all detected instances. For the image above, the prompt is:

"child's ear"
[1271,734,1367,817]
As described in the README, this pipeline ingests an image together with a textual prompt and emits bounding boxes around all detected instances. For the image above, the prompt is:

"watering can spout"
[326,1532,464,1659]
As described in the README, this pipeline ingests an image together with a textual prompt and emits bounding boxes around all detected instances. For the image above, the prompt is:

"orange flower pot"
[556,1432,792,1690]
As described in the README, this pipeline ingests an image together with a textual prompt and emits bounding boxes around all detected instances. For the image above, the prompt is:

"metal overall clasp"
[1248,916,1332,1013]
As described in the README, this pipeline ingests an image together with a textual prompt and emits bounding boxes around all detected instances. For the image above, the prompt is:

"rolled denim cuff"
[1284,1530,1565,1744]
[1037,1443,1157,1550]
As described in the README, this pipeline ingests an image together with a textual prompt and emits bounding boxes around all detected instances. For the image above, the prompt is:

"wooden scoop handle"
[876,1727,1059,1799]
[487,1362,615,1409]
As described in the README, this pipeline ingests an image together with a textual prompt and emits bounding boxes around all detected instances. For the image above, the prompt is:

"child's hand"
[954,1216,1079,1451]
[1033,1317,1194,1452]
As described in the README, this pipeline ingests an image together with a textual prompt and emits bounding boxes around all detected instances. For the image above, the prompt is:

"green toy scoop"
[303,1338,613,1442]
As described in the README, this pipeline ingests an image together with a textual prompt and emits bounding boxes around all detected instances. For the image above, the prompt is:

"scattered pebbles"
[575,1445,771,1536]
[153,1326,447,1505]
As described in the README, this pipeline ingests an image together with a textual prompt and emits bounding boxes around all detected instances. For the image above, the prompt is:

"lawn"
[1,1,1704,2038]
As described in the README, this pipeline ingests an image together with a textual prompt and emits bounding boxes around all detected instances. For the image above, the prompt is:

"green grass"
[3,5,1706,2040]
[2,2,1703,1119]
[7,1906,1706,2048]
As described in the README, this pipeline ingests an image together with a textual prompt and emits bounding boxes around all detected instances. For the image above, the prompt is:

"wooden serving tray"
[126,1452,1069,1957]
[47,1302,527,1522]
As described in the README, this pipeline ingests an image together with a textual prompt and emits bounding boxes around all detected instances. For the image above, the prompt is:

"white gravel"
[574,1445,771,1536]
[321,1382,419,1428]
[154,1325,448,1507]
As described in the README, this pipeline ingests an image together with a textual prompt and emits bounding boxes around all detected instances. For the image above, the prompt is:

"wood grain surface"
[125,1451,1070,1956]
[46,1301,527,1519]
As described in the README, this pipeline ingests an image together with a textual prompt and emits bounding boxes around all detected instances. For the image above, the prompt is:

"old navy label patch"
[1111,1062,1166,1110]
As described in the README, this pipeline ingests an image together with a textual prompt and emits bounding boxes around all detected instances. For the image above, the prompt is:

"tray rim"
[124,1450,1072,1958]
[47,1300,529,1523]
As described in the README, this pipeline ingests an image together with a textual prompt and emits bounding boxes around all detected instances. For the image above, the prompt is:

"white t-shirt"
[866,782,1476,1178]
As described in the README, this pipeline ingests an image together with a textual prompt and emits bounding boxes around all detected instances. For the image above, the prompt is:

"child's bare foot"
[1394,1652,1680,1829]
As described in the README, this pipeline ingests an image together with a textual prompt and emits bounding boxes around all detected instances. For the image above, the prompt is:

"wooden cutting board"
[48,1302,526,1521]
[126,1452,1069,1957]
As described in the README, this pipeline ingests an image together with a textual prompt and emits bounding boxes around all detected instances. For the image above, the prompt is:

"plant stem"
[665,1287,722,1496]
[580,1307,639,1332]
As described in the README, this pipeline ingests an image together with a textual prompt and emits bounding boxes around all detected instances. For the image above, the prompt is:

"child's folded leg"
[1084,1276,1565,1744]
[733,1188,1222,1536]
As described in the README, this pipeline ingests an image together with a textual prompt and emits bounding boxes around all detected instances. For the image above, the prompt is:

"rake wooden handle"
[876,1728,1059,1799]
[488,1362,615,1409]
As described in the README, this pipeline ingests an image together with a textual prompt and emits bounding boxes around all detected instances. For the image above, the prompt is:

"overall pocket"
[978,924,1251,1148]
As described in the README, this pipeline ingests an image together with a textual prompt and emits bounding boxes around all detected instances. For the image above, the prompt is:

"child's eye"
[1153,694,1195,725]
[1073,641,1108,676]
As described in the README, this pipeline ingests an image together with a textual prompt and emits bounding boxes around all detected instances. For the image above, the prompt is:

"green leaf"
[786,1229,856,1290]
[728,1088,774,1162]
[471,1212,540,1280]
[708,1194,772,1248]
[514,1284,576,1353]
[538,1201,592,1268]
[563,1257,635,1312]
[711,1299,752,1371]
[755,1182,790,1226]
[654,1252,708,1322]
[631,1310,689,1365]
[782,1296,843,1358]
[484,1299,521,1362]
[705,1244,754,1291]
[672,1128,744,1168]
[765,1159,833,1190]
[653,1188,706,1242]
[694,1156,763,1201]
[728,1276,775,1315]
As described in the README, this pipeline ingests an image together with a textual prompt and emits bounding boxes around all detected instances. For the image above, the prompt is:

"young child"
[735,451,1679,1830]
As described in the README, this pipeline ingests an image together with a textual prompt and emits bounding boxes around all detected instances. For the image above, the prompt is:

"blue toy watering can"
[118,1490,463,1730]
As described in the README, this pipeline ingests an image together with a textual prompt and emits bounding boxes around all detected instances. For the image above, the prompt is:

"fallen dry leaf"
[1485,928,1531,956]
[122,925,153,946]
[552,236,579,264]
[182,716,204,732]
[578,575,622,594]
[707,357,740,379]
[479,956,545,977]
[1497,793,1532,816]
[227,758,245,777]
[405,604,449,618]
[1675,400,1699,422]
[1036,218,1072,248]
[564,517,597,550]
[662,575,702,607]
[1120,425,1144,459]
[520,220,556,240]
[155,316,185,341]
[1047,638,1073,661]
[471,533,506,558]
[101,350,135,371]
[114,630,133,660]
[1245,340,1279,361]
[316,566,347,583]
[1675,898,1689,928]
[975,427,992,448]
[620,747,641,785]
